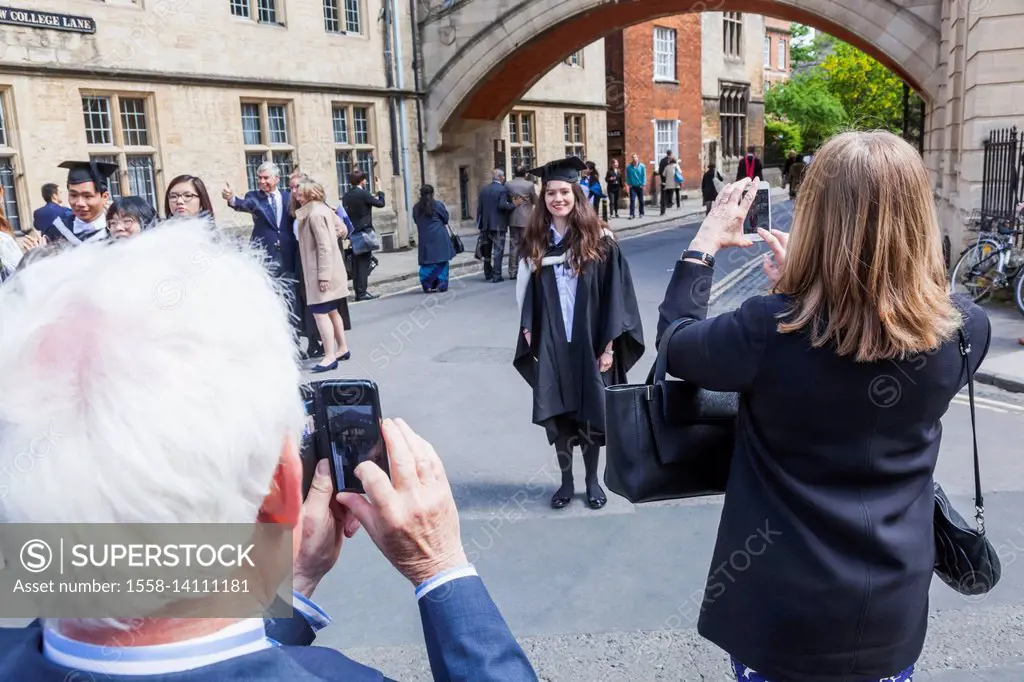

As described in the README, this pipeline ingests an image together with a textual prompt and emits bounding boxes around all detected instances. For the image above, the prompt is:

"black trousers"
[661,189,673,214]
[479,229,506,279]
[352,251,373,296]
[608,188,620,216]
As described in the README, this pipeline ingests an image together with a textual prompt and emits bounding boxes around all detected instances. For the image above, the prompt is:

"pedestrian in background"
[295,178,350,372]
[584,161,603,212]
[660,155,681,216]
[505,165,537,280]
[605,160,623,218]
[413,185,456,293]
[736,145,764,181]
[701,163,723,215]
[656,130,986,682]
[475,168,515,283]
[164,175,215,219]
[32,183,72,233]
[342,169,385,301]
[625,153,646,219]
[514,156,645,511]
[106,196,158,239]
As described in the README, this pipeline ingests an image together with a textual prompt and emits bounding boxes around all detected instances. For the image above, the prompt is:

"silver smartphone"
[743,181,772,241]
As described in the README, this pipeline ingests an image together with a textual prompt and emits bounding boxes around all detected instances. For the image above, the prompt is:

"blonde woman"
[655,131,989,682]
[294,178,351,372]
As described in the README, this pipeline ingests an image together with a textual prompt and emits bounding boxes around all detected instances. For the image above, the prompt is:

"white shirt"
[0,231,23,275]
[550,225,578,342]
[72,214,105,236]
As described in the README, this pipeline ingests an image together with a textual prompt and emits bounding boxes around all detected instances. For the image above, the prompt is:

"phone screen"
[319,381,387,493]
[744,185,772,237]
[299,386,318,498]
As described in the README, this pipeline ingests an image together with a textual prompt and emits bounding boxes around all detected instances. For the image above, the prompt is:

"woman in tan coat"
[295,178,351,373]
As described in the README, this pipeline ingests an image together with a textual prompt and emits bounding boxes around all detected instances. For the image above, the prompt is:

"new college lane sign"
[0,6,95,34]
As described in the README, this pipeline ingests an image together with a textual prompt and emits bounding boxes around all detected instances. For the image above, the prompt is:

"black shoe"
[551,487,574,509]
[310,360,339,373]
[586,482,607,510]
[491,276,504,283]
[355,293,377,302]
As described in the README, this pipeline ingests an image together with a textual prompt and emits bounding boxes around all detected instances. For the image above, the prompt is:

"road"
[303,204,1024,681]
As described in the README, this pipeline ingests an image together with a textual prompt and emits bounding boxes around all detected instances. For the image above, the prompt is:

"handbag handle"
[957,322,985,533]
[650,318,695,384]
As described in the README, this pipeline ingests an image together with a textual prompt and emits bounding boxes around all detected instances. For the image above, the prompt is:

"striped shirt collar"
[43,618,272,676]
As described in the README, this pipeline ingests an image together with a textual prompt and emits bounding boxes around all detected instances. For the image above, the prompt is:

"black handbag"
[604,318,739,504]
[447,224,465,255]
[933,325,1001,595]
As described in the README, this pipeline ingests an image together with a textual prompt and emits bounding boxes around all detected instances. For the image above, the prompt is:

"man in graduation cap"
[42,160,119,246]
[513,156,645,511]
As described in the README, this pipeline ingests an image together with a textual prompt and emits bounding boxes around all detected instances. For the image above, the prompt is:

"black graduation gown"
[41,213,103,246]
[513,237,645,445]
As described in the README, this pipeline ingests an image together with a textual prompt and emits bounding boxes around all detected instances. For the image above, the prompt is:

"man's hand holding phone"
[294,459,362,598]
[337,419,468,587]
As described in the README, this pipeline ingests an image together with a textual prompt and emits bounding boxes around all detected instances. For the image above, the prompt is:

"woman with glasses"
[164,175,215,220]
[107,197,158,240]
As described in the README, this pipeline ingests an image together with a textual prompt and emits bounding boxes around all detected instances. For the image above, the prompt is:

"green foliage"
[764,117,803,161]
[788,24,814,68]
[765,72,848,150]
[820,42,905,132]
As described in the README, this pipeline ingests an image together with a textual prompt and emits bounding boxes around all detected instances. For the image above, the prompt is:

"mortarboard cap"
[526,156,588,185]
[59,160,119,192]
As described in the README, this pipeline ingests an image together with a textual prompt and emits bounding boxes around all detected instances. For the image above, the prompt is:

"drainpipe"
[380,1,400,178]
[390,0,416,246]
[408,0,427,185]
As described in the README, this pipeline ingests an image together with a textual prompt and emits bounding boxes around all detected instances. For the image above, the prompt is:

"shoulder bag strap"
[957,322,985,533]
[649,318,695,384]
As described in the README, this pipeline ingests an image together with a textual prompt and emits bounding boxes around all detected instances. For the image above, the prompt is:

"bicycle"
[949,212,1024,316]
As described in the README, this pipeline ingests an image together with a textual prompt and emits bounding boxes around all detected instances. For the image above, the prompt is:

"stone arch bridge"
[416,0,1023,251]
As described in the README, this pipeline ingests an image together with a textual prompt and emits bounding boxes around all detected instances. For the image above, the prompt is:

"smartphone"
[743,181,772,240]
[316,379,388,494]
[299,385,319,499]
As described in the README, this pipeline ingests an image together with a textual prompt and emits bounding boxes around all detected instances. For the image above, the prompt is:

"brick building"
[605,15,703,196]
[763,17,793,92]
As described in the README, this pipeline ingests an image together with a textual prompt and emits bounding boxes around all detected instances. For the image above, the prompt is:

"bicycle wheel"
[950,239,1002,302]
[1014,267,1024,317]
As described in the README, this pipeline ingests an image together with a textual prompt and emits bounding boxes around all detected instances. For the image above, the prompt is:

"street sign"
[0,6,95,34]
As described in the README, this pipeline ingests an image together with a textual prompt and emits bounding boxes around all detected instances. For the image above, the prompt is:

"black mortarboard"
[59,160,119,192]
[527,156,588,184]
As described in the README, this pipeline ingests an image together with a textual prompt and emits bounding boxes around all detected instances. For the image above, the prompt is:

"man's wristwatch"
[681,250,715,269]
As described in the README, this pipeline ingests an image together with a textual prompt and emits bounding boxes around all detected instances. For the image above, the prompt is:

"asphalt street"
[303,204,1024,681]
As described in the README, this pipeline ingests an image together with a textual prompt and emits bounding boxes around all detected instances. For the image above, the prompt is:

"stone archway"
[420,0,941,150]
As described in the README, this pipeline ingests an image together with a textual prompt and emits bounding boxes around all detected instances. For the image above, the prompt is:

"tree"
[765,72,848,150]
[820,42,905,132]
[789,24,814,68]
[764,117,803,165]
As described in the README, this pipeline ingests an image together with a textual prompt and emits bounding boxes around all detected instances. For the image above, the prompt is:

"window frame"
[723,12,743,59]
[564,113,586,159]
[333,102,377,198]
[508,111,536,172]
[718,84,749,160]
[764,35,771,68]
[0,90,24,233]
[653,26,677,82]
[778,39,787,70]
[239,99,296,193]
[653,119,680,166]
[323,0,361,34]
[81,91,160,210]
[231,0,285,27]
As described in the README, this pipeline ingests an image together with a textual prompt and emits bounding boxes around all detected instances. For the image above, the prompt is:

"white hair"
[257,162,281,179]
[0,218,303,627]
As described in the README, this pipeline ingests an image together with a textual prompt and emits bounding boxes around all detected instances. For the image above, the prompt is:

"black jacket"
[701,170,723,202]
[342,186,385,234]
[656,260,991,682]
[476,181,514,232]
[736,155,764,181]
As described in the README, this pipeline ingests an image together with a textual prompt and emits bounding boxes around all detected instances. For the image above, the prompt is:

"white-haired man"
[0,219,538,681]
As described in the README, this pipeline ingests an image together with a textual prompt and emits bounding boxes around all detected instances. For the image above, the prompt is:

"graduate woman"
[514,157,645,510]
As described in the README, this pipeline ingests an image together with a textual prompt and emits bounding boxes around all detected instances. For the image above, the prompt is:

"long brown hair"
[521,182,607,274]
[775,131,960,362]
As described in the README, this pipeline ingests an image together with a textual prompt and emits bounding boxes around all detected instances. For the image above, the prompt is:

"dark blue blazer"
[476,181,514,233]
[0,576,537,682]
[228,190,297,276]
[33,202,73,233]
[656,260,991,682]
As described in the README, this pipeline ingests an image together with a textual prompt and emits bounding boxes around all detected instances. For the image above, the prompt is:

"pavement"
[299,198,1024,681]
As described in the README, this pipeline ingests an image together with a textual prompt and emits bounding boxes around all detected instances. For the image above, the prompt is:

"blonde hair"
[295,178,326,204]
[775,131,960,362]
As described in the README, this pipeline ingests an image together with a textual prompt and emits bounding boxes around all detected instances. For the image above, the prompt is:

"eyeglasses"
[168,192,200,202]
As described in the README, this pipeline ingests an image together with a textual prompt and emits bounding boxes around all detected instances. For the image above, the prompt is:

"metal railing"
[981,126,1023,227]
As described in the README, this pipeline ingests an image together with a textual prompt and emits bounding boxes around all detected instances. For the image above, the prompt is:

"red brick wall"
[613,14,703,192]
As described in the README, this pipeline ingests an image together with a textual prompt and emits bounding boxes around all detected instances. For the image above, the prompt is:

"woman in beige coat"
[295,178,351,373]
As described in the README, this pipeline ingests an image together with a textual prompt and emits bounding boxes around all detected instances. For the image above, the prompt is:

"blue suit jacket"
[0,576,537,682]
[32,202,73,233]
[228,190,297,276]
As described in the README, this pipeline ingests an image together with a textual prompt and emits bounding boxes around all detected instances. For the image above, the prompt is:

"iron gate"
[981,126,1023,225]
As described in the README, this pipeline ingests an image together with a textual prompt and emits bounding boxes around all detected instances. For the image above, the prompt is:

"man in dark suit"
[223,162,304,340]
[736,145,764,182]
[476,169,515,282]
[505,166,536,280]
[31,182,72,233]
[0,220,538,682]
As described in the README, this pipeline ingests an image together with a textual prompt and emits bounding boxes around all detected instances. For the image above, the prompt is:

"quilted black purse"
[933,325,1001,595]
[604,318,738,503]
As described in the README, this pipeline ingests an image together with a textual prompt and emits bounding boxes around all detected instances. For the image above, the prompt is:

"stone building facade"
[605,14,703,197]
[0,0,430,245]
[700,11,766,180]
